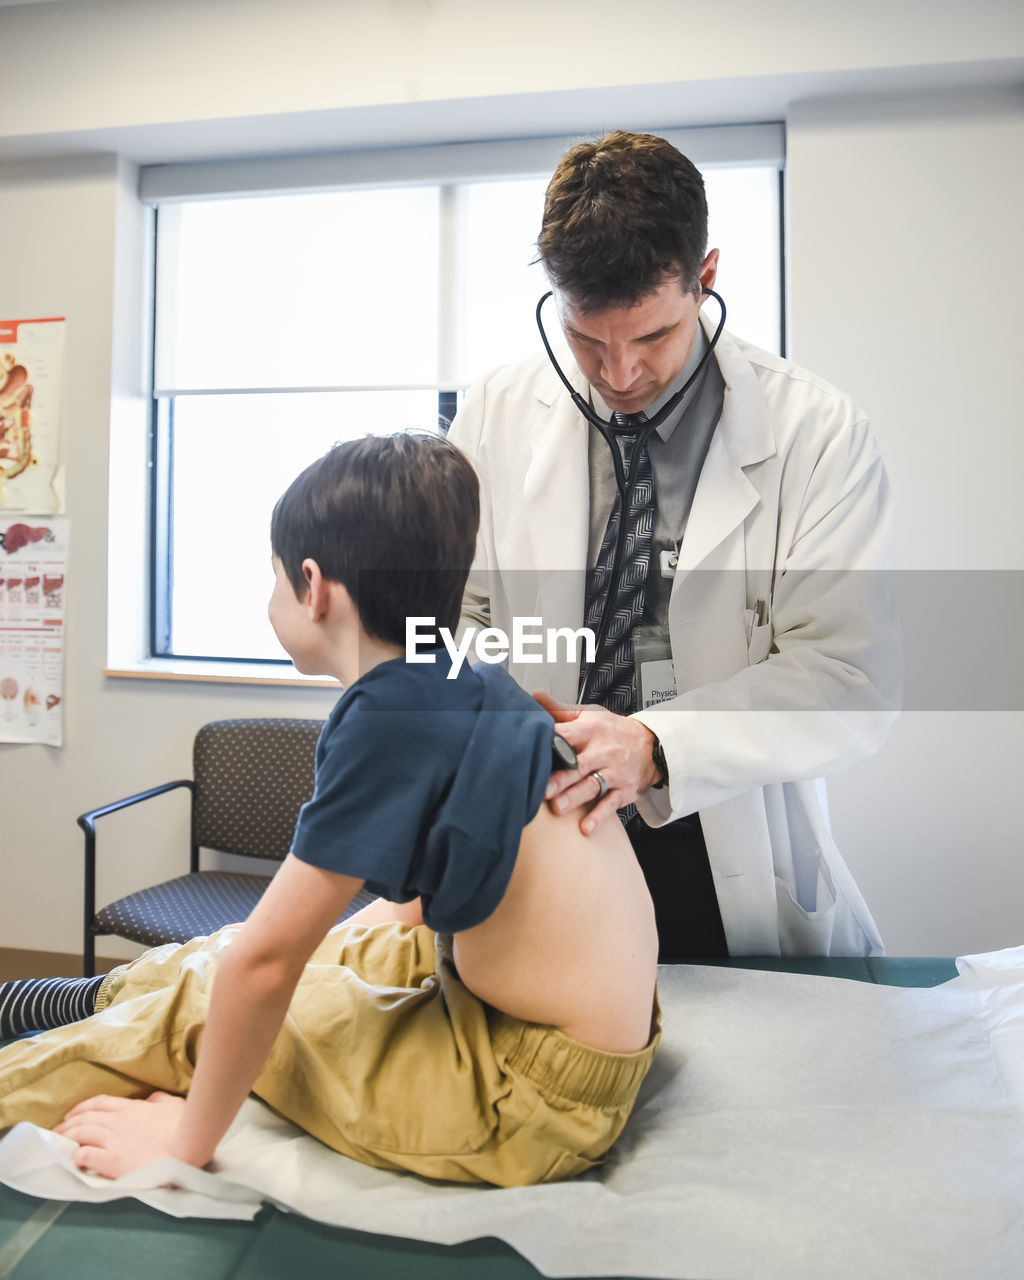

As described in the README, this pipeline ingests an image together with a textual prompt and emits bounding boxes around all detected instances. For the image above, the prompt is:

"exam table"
[0,957,957,1280]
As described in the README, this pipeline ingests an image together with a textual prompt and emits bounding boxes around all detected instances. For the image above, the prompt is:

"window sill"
[103,658,340,689]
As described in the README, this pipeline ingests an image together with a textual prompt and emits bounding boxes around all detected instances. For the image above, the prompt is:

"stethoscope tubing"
[534,287,727,701]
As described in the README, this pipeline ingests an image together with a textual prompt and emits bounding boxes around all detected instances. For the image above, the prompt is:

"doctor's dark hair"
[537,131,708,312]
[270,432,480,647]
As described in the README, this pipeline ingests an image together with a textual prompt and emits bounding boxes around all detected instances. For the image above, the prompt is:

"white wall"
[0,156,340,962]
[0,0,1021,958]
[1,0,1021,162]
[787,88,1024,955]
[1,0,1020,140]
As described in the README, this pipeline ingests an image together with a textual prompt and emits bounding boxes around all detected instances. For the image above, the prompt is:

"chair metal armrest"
[77,778,194,831]
[78,779,194,976]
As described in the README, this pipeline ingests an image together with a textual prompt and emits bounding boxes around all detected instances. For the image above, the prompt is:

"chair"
[78,717,376,976]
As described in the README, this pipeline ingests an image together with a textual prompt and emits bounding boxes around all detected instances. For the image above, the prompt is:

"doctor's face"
[555,253,719,416]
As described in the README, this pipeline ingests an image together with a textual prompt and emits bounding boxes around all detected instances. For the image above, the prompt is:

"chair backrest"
[192,718,324,861]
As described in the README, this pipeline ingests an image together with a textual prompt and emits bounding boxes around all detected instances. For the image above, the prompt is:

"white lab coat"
[448,316,901,956]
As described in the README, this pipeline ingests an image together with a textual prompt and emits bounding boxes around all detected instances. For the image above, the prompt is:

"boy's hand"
[54,1092,191,1180]
[532,691,661,834]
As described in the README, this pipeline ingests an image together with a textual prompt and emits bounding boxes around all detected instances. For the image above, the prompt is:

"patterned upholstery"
[96,871,275,946]
[192,718,323,861]
[90,718,376,957]
[95,872,376,948]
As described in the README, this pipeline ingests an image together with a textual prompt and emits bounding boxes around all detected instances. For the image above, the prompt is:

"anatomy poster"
[0,516,68,746]
[0,317,66,513]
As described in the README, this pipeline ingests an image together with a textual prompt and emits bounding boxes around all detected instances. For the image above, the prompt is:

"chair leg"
[82,820,97,978]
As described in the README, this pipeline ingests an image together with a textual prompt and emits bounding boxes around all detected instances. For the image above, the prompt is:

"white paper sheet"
[2,950,1023,1280]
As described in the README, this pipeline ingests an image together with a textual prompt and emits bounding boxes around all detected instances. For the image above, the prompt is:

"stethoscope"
[534,286,727,702]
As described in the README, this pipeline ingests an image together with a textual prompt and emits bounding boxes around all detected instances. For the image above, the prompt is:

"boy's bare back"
[452,804,658,1054]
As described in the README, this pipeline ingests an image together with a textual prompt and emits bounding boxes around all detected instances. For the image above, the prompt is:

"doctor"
[447,131,901,958]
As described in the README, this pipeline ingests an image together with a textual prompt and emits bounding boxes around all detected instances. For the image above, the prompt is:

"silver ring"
[589,770,609,799]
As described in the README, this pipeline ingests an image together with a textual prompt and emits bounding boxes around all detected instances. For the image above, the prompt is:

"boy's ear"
[301,559,356,624]
[301,558,330,621]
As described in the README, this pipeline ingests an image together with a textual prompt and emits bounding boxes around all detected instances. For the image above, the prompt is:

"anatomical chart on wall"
[0,317,66,514]
[0,516,68,746]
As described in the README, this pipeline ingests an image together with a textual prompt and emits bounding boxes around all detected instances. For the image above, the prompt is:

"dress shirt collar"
[590,324,711,443]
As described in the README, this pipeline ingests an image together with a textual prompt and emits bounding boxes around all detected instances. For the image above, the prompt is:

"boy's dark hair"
[271,432,479,647]
[536,131,708,313]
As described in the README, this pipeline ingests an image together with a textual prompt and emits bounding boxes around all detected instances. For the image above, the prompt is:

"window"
[144,128,784,667]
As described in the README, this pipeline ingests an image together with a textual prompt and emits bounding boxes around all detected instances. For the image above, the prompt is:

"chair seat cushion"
[95,872,274,947]
[95,873,378,948]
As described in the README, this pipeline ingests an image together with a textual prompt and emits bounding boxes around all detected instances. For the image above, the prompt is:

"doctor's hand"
[54,1091,191,1181]
[532,691,661,835]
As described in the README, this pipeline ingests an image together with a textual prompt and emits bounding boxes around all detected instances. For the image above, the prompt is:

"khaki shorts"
[0,922,660,1186]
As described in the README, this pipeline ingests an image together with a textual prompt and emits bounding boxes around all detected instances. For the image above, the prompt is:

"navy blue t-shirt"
[291,653,554,932]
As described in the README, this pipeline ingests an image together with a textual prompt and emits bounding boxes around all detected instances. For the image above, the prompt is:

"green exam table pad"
[3,954,1022,1280]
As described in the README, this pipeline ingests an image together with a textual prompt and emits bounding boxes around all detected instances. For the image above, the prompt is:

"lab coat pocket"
[746,622,773,666]
[774,871,837,957]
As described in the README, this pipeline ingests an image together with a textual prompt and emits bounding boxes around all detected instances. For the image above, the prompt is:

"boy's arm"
[56,854,363,1179]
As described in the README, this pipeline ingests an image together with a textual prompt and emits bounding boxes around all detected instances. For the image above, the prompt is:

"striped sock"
[0,975,105,1038]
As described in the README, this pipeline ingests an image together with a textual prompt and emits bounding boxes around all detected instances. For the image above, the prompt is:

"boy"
[0,433,659,1187]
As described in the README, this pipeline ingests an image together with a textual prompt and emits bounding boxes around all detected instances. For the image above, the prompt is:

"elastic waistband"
[436,930,660,1109]
[489,995,661,1110]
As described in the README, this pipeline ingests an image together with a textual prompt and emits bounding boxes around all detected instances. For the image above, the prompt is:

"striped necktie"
[579,412,655,715]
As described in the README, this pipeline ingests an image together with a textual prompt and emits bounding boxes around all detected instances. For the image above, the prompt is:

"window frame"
[138,126,786,674]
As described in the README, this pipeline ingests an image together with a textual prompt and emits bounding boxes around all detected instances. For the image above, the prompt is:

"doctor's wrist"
[650,734,668,790]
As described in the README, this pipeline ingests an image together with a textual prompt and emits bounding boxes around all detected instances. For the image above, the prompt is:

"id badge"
[633,625,677,709]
